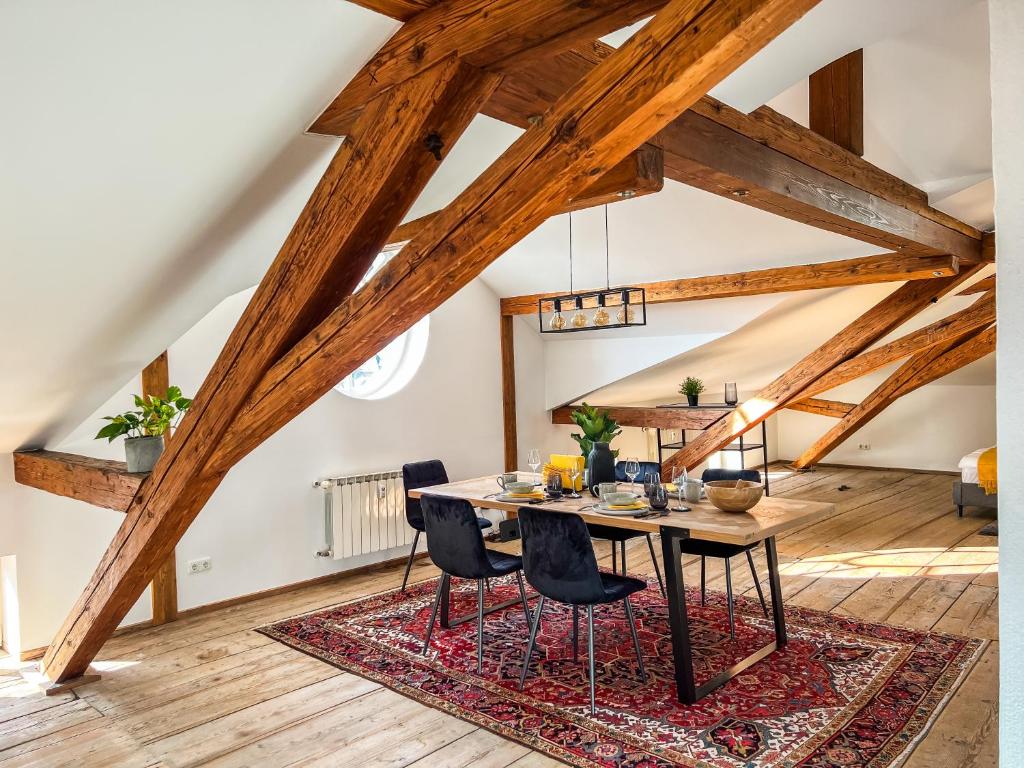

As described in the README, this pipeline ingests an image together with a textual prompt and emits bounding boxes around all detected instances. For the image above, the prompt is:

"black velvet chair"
[518,508,647,715]
[401,460,493,592]
[420,495,530,673]
[679,468,768,637]
[584,460,665,596]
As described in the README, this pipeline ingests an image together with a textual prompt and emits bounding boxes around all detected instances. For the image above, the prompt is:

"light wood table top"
[409,472,835,546]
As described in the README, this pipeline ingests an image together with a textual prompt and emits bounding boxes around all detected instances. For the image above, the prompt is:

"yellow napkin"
[606,501,646,511]
[505,490,545,500]
[978,447,997,495]
[544,455,585,491]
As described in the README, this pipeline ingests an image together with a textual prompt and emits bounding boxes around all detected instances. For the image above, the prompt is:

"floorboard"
[0,466,996,767]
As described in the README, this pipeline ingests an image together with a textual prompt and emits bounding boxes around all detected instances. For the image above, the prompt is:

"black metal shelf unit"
[655,402,770,495]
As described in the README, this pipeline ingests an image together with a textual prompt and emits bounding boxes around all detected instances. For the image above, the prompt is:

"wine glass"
[528,448,542,483]
[670,465,689,511]
[624,457,640,492]
[567,465,582,499]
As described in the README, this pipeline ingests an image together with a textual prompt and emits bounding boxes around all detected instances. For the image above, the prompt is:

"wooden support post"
[500,314,518,472]
[792,326,995,467]
[809,49,863,156]
[41,57,499,684]
[141,352,177,626]
[661,267,984,477]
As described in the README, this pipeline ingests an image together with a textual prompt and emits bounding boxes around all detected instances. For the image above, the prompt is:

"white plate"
[595,502,649,516]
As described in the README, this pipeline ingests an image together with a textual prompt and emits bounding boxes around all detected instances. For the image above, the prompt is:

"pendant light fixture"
[538,205,646,334]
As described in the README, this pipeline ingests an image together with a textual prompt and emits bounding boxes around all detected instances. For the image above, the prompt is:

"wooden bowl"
[704,479,763,513]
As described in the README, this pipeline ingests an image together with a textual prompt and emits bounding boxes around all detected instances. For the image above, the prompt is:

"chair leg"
[700,556,706,605]
[724,558,736,639]
[516,571,531,625]
[477,579,485,674]
[587,605,596,715]
[623,597,646,682]
[422,573,446,654]
[620,541,627,575]
[746,549,769,617]
[401,530,420,592]
[611,541,617,573]
[486,577,492,592]
[572,605,580,662]
[645,534,666,597]
[519,596,546,690]
[957,504,964,518]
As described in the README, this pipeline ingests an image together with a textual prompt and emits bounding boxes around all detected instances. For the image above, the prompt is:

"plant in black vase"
[679,377,705,407]
[568,402,622,496]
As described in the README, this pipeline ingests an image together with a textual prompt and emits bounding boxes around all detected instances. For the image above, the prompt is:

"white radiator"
[314,471,413,560]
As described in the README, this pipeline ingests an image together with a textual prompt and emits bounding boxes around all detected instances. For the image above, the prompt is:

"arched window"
[335,250,429,400]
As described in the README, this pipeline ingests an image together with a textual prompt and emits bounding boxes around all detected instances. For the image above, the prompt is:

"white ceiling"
[0,0,995,452]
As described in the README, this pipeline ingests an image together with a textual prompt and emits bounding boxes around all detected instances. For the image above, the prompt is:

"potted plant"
[679,376,705,407]
[95,386,192,472]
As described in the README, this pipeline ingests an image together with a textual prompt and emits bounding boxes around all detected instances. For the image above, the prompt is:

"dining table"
[409,471,836,704]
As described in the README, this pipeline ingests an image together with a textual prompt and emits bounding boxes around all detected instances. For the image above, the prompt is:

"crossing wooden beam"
[12,451,140,513]
[785,398,856,419]
[499,253,958,316]
[41,56,499,685]
[809,49,863,156]
[792,325,995,467]
[958,275,995,295]
[551,405,733,431]
[660,266,985,478]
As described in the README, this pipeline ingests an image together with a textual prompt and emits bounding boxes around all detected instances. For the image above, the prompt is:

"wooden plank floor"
[0,466,997,767]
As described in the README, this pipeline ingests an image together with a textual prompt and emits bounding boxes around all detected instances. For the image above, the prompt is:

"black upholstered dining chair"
[584,460,665,596]
[518,507,647,715]
[401,460,493,592]
[420,495,530,673]
[679,468,769,637]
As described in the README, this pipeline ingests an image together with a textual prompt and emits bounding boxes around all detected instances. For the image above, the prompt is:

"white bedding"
[959,447,994,485]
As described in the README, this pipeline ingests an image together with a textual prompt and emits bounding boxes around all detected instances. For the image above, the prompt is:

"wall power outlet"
[188,557,212,574]
[858,443,871,451]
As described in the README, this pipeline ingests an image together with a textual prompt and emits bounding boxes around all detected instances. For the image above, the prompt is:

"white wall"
[0,277,505,652]
[990,0,1023,758]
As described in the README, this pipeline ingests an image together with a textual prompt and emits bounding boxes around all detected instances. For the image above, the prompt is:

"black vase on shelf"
[586,441,616,498]
[686,394,699,407]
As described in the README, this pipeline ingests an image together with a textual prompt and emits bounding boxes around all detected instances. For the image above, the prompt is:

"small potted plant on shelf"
[679,376,705,407]
[95,386,193,472]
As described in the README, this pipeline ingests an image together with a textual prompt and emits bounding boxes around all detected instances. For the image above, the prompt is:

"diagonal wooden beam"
[660,266,985,477]
[41,58,499,684]
[785,398,856,418]
[387,144,664,248]
[312,0,667,136]
[958,274,995,295]
[499,253,958,316]
[791,325,995,467]
[809,49,863,156]
[793,289,995,400]
[212,0,824,477]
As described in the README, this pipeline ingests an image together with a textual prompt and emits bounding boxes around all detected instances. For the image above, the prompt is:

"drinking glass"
[649,483,669,511]
[528,448,541,481]
[546,471,563,497]
[566,465,582,499]
[644,471,661,498]
[624,457,640,492]
[724,382,738,405]
[670,466,690,511]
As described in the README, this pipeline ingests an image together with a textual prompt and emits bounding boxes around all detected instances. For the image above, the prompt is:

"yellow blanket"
[978,447,997,495]
[543,455,585,491]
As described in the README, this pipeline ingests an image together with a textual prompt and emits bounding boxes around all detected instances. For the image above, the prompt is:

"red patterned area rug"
[258,575,984,767]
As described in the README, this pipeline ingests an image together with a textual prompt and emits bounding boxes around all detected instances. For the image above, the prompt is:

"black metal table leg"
[761,420,770,496]
[660,526,698,704]
[765,535,787,646]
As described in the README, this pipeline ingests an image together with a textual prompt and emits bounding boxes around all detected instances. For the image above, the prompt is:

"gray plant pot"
[125,435,164,473]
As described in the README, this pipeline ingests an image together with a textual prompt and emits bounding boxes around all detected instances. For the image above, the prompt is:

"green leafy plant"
[95,386,193,442]
[679,377,705,397]
[569,402,622,458]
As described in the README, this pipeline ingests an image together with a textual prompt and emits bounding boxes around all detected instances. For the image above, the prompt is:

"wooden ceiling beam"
[784,398,856,419]
[552,405,733,431]
[660,266,984,477]
[387,144,663,249]
[791,325,995,468]
[809,49,863,156]
[499,253,958,316]
[958,274,995,295]
[212,0,823,475]
[40,58,499,685]
[311,0,667,136]
[13,451,140,513]
[794,289,995,400]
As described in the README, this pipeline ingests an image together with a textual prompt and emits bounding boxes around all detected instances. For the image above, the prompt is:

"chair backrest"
[701,467,762,484]
[420,495,492,580]
[402,460,449,530]
[615,460,662,484]
[518,508,607,605]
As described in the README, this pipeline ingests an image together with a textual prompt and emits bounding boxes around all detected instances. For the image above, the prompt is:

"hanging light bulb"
[616,290,635,324]
[593,294,610,326]
[571,296,587,328]
[549,300,566,330]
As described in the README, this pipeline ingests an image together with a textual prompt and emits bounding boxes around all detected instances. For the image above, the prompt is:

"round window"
[335,251,429,400]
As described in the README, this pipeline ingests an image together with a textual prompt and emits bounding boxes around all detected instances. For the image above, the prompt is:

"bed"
[954,447,997,518]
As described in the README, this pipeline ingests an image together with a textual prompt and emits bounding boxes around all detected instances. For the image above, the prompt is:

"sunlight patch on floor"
[780,546,998,579]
